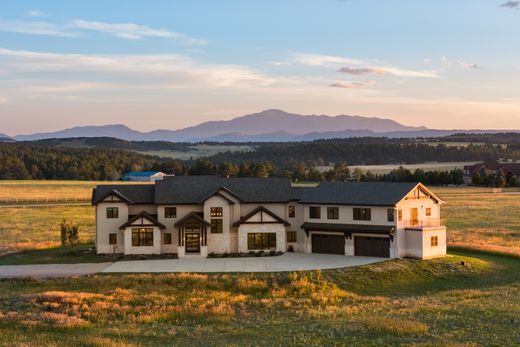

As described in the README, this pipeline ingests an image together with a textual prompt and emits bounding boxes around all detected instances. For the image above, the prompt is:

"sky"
[0,0,519,135]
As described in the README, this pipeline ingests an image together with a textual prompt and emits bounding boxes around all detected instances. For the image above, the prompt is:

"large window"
[309,206,321,219]
[287,231,297,243]
[327,207,339,220]
[106,207,119,219]
[164,233,172,245]
[288,205,295,218]
[426,207,432,217]
[210,207,223,217]
[431,236,438,247]
[247,233,276,250]
[211,219,223,233]
[387,208,395,222]
[132,228,154,247]
[353,208,371,221]
[109,233,117,245]
[164,207,177,218]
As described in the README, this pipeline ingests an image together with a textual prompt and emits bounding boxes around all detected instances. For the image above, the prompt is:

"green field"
[138,144,255,160]
[1,182,520,345]
[316,161,478,174]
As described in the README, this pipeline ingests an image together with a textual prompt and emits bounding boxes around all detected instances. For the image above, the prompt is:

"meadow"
[138,144,255,160]
[1,181,520,345]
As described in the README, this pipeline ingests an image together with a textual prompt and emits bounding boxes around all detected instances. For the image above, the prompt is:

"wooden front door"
[185,233,201,253]
[410,207,419,226]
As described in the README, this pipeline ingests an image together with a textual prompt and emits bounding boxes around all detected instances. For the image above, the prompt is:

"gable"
[401,184,443,205]
[101,194,123,202]
[244,210,278,223]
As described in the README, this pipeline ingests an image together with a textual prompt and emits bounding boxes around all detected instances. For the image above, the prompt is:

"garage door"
[355,236,390,257]
[312,234,345,255]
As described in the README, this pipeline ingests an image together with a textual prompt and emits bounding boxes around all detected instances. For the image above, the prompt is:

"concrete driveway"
[0,253,384,278]
[102,253,383,273]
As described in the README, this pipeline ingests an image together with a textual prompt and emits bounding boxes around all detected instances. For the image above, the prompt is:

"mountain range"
[4,109,516,143]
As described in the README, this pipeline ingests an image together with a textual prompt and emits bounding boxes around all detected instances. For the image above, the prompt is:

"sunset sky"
[1,0,519,135]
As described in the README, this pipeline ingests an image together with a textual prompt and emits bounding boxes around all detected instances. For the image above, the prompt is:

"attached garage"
[354,236,390,257]
[311,234,344,255]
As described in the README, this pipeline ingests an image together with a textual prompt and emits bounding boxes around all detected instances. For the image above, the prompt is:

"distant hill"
[11,109,520,142]
[0,133,14,142]
[29,137,191,152]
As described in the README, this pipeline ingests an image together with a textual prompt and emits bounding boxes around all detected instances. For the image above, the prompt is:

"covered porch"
[174,212,211,258]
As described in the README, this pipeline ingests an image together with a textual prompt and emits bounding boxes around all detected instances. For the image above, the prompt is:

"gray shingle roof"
[298,181,418,206]
[91,184,155,205]
[154,176,294,204]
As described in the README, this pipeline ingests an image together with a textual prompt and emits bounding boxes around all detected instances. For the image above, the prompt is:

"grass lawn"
[0,250,518,345]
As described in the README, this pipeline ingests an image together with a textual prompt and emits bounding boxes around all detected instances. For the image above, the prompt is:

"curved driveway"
[0,253,384,278]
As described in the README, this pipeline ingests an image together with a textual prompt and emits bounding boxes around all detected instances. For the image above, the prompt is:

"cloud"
[457,60,482,70]
[292,52,440,78]
[330,81,376,89]
[0,21,79,37]
[337,67,388,75]
[26,10,46,17]
[500,1,519,9]
[68,19,207,44]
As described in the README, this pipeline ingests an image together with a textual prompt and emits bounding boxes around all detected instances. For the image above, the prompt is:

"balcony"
[403,219,445,230]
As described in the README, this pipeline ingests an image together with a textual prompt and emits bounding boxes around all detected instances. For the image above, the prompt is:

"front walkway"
[102,253,383,273]
[0,253,385,278]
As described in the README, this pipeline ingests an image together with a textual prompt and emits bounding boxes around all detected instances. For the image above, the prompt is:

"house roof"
[154,176,294,204]
[174,211,211,227]
[123,171,163,177]
[92,184,155,205]
[233,205,290,227]
[298,181,419,206]
[119,211,165,230]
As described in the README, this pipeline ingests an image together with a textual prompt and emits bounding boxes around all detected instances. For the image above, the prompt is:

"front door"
[185,233,201,253]
[410,207,419,226]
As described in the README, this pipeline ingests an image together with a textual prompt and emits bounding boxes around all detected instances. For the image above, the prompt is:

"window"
[164,233,172,245]
[131,228,154,247]
[106,207,119,219]
[288,205,295,218]
[287,231,297,243]
[210,207,223,217]
[398,209,403,221]
[353,208,371,221]
[387,209,395,222]
[247,233,276,250]
[211,219,223,233]
[431,236,439,247]
[327,206,339,220]
[165,207,177,218]
[309,206,321,219]
[109,233,117,245]
[426,207,432,217]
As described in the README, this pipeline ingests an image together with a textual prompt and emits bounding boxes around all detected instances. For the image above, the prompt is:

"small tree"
[60,219,69,247]
[68,224,79,248]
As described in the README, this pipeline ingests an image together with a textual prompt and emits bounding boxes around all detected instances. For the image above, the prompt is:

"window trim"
[109,233,117,245]
[247,233,277,250]
[210,219,223,233]
[287,230,297,243]
[431,236,439,247]
[288,205,296,218]
[397,209,403,222]
[131,228,154,247]
[327,206,339,220]
[163,232,172,245]
[425,207,432,217]
[210,207,223,217]
[387,208,395,222]
[353,207,371,221]
[309,206,321,219]
[164,207,177,219]
[106,207,119,219]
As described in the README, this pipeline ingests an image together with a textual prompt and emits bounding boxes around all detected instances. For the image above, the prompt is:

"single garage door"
[312,234,345,255]
[355,236,390,257]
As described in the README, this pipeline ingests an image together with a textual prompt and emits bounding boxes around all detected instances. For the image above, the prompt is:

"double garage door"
[311,234,390,257]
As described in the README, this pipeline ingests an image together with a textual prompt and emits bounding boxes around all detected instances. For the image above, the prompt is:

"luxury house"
[92,176,446,259]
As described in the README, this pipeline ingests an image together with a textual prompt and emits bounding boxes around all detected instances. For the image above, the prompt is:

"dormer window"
[210,207,223,217]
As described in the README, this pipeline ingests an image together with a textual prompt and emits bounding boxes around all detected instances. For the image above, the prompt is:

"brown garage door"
[312,234,345,255]
[355,236,390,257]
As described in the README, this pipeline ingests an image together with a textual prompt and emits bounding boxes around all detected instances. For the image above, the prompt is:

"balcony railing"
[403,219,445,229]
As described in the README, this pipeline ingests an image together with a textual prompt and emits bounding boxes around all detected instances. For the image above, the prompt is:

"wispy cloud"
[26,10,46,17]
[500,1,519,9]
[0,21,79,37]
[330,81,376,89]
[337,67,388,75]
[0,18,206,44]
[292,52,440,78]
[69,19,207,44]
[457,60,482,70]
